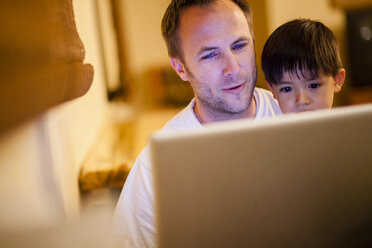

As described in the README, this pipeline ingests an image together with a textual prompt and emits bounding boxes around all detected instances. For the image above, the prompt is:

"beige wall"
[266,0,345,33]
[119,0,170,109]
[120,0,170,76]
[0,0,109,230]
[46,0,109,217]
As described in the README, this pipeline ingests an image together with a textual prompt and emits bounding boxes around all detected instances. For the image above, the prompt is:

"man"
[113,0,282,247]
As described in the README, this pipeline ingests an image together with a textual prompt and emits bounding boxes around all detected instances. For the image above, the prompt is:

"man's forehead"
[177,0,251,53]
[178,0,247,29]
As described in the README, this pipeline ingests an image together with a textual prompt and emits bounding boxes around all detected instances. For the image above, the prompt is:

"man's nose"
[296,90,310,105]
[222,52,240,77]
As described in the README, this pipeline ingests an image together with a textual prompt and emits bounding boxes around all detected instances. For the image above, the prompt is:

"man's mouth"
[223,83,245,94]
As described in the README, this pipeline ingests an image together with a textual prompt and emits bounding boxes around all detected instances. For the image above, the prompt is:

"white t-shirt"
[113,88,282,247]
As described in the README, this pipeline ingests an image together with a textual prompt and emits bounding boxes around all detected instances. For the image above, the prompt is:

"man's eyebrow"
[232,37,250,45]
[196,37,250,57]
[197,46,218,57]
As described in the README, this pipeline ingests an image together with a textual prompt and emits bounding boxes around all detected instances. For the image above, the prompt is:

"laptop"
[150,103,372,248]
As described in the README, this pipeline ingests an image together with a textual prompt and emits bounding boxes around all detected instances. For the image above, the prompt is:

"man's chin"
[224,99,252,114]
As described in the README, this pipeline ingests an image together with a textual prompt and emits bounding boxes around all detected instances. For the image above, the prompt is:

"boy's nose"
[296,90,310,105]
[223,52,240,77]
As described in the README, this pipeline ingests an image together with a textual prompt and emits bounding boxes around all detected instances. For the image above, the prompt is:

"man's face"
[171,0,257,122]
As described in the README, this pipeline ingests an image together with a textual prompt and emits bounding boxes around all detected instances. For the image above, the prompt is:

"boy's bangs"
[286,62,319,81]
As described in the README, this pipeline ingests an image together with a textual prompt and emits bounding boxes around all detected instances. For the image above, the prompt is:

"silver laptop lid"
[151,104,372,248]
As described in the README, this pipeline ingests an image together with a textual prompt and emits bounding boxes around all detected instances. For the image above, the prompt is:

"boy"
[261,19,346,113]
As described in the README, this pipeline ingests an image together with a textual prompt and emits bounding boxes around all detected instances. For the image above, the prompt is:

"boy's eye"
[279,87,292,93]
[309,83,321,89]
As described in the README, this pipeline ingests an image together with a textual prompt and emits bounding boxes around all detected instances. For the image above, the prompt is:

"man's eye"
[309,83,321,89]
[232,43,247,50]
[200,52,217,60]
[280,87,292,93]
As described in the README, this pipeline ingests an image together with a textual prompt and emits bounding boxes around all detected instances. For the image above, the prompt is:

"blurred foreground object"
[0,0,94,135]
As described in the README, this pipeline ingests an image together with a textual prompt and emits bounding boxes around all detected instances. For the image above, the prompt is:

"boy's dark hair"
[161,0,253,63]
[261,19,342,85]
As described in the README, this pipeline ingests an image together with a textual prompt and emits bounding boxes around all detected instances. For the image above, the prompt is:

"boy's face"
[268,68,345,113]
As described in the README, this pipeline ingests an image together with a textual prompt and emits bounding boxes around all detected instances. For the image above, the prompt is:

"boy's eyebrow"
[277,80,293,85]
[277,75,319,84]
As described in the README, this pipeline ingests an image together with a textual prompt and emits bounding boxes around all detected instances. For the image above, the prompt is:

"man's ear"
[170,57,189,81]
[266,80,277,99]
[334,68,346,93]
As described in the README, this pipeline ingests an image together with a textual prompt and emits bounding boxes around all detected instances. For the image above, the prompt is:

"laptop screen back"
[151,104,372,248]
